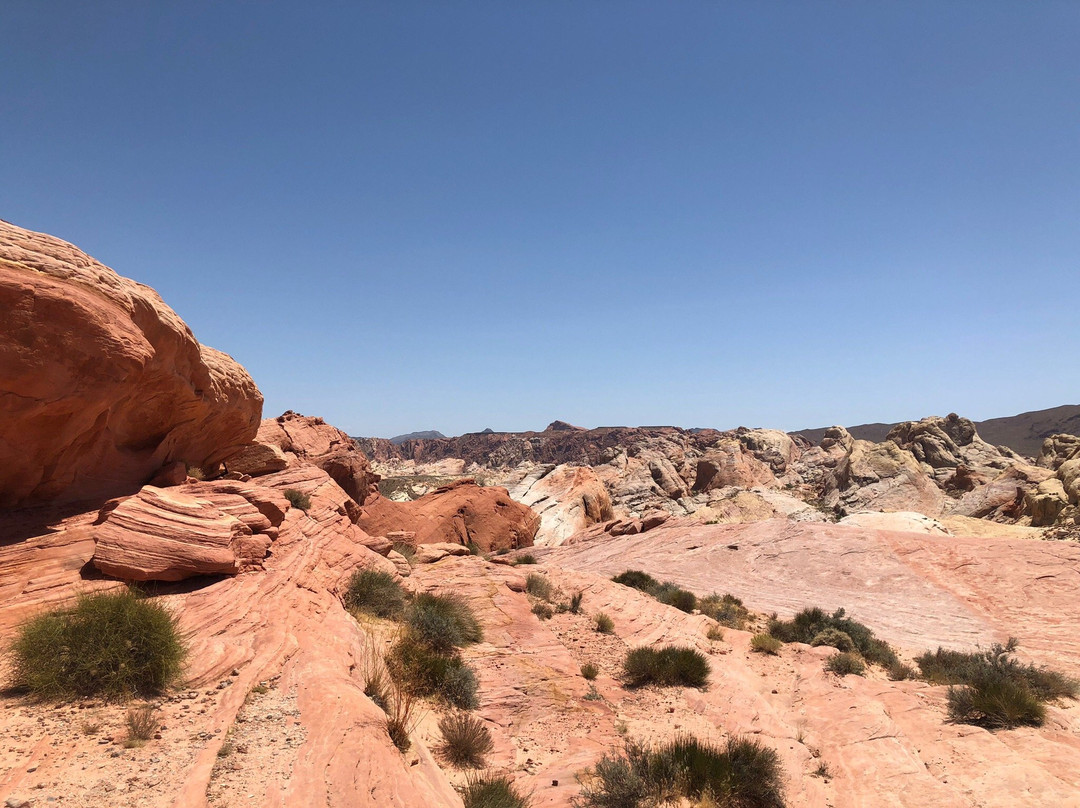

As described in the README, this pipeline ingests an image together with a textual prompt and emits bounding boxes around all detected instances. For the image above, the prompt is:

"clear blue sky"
[3,2,1077,437]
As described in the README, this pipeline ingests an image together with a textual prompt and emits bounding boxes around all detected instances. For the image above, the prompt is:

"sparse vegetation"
[186,464,206,481]
[436,712,493,768]
[461,773,531,808]
[698,593,750,629]
[611,570,697,614]
[575,734,786,808]
[813,761,832,779]
[584,684,603,701]
[887,661,916,681]
[531,602,554,620]
[622,646,710,689]
[344,568,408,619]
[8,589,185,700]
[124,705,158,747]
[384,688,417,752]
[525,573,554,601]
[767,607,898,667]
[569,590,584,614]
[386,634,479,710]
[406,592,483,653]
[751,633,782,655]
[916,639,1077,729]
[825,652,866,676]
[283,488,312,511]
[581,662,599,680]
[594,613,615,634]
[514,554,538,566]
[810,627,855,653]
[706,624,725,642]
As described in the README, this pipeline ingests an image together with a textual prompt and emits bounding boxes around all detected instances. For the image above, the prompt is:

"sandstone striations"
[0,220,262,509]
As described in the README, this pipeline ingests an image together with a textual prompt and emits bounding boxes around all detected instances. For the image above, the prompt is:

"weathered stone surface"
[510,464,614,546]
[253,412,378,504]
[1037,434,1080,469]
[356,479,539,553]
[225,441,289,476]
[692,438,775,492]
[0,220,262,508]
[838,510,950,534]
[1025,478,1070,526]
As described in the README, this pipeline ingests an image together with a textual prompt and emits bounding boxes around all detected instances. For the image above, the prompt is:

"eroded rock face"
[355,479,540,552]
[0,220,263,508]
[251,411,378,504]
[511,464,614,546]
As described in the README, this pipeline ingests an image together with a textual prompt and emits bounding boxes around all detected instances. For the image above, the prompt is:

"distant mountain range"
[792,404,1080,457]
[388,430,447,445]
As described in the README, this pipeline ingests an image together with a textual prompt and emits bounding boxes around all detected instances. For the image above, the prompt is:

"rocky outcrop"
[1037,434,1080,469]
[0,220,262,509]
[887,413,1018,470]
[250,411,378,504]
[824,437,948,515]
[355,479,540,552]
[510,465,614,545]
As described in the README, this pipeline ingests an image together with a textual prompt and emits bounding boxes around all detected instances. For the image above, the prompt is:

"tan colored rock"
[692,438,775,492]
[838,510,950,534]
[1025,478,1070,526]
[1037,434,1080,469]
[826,438,948,515]
[511,464,614,546]
[0,220,262,508]
[356,479,539,552]
[225,441,289,476]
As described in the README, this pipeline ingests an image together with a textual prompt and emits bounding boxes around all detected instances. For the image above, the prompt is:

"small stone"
[231,668,240,677]
[6,797,30,808]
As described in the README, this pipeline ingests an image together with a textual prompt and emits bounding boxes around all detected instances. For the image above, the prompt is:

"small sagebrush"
[125,705,158,746]
[514,554,538,566]
[706,624,725,642]
[461,773,531,808]
[386,635,479,710]
[751,633,782,655]
[407,592,483,653]
[437,712,493,768]
[9,589,185,700]
[525,573,553,602]
[344,569,408,619]
[531,602,554,620]
[698,593,750,629]
[283,488,312,511]
[623,646,710,689]
[825,652,866,676]
[594,613,615,634]
[569,591,584,614]
[581,662,599,680]
[768,607,897,667]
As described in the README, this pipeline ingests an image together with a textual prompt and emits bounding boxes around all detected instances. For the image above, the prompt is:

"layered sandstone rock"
[249,411,378,504]
[0,220,262,508]
[355,479,539,553]
[510,464,614,545]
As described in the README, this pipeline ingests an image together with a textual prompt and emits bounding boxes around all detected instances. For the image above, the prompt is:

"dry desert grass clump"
[622,646,710,689]
[437,712,494,769]
[344,568,409,619]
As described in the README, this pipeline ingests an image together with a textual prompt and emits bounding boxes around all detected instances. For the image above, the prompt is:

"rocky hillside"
[793,404,1080,457]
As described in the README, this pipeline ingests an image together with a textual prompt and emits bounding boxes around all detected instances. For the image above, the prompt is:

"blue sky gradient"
[3,2,1077,437]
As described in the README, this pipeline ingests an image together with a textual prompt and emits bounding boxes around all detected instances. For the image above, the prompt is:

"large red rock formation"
[355,479,540,552]
[0,220,262,509]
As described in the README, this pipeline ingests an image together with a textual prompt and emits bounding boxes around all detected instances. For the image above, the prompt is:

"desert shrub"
[514,554,538,566]
[698,593,750,629]
[186,464,206,481]
[947,672,1046,729]
[622,646,710,689]
[768,607,897,667]
[751,633,782,655]
[525,573,553,602]
[811,627,855,653]
[9,589,185,700]
[569,591,584,614]
[385,635,480,709]
[584,684,603,701]
[385,689,417,752]
[406,592,483,653]
[915,639,1078,701]
[611,570,660,593]
[825,652,866,676]
[594,613,615,634]
[531,602,554,620]
[461,773,531,808]
[575,735,785,808]
[706,624,725,642]
[344,569,408,619]
[283,488,312,511]
[125,705,158,745]
[437,712,493,768]
[653,583,697,614]
[887,661,916,681]
[392,541,417,564]
[581,662,599,680]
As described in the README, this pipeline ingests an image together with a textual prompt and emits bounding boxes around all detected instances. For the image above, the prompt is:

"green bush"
[344,569,408,619]
[576,735,785,808]
[581,662,599,680]
[887,661,916,681]
[947,672,1046,729]
[594,613,615,634]
[569,590,584,614]
[9,589,185,700]
[825,652,866,676]
[385,635,480,710]
[750,633,782,655]
[623,646,710,689]
[768,607,897,667]
[525,573,553,601]
[698,593,750,629]
[283,488,312,511]
[611,570,660,592]
[461,773,531,808]
[915,639,1078,701]
[653,583,697,614]
[436,712,493,768]
[811,627,855,653]
[706,624,725,642]
[531,602,554,620]
[406,592,483,653]
[514,554,538,566]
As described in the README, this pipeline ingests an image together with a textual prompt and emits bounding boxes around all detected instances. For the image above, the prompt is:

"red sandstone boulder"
[247,411,378,504]
[0,220,263,508]
[355,479,540,552]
